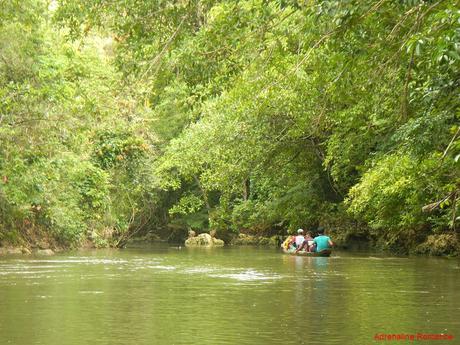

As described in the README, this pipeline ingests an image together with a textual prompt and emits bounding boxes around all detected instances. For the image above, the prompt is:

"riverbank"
[1,229,459,257]
[0,246,56,255]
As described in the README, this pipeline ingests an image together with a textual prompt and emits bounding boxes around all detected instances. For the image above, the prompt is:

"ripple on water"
[183,267,217,274]
[0,270,59,275]
[147,265,176,271]
[1,249,459,345]
[209,269,282,282]
[13,258,129,264]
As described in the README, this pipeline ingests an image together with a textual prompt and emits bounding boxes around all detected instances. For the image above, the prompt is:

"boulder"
[185,233,224,247]
[21,247,32,255]
[1,247,12,255]
[415,234,459,256]
[0,247,32,255]
[37,241,50,250]
[35,249,55,256]
[8,247,22,254]
[230,234,280,246]
[231,233,258,245]
[212,238,225,246]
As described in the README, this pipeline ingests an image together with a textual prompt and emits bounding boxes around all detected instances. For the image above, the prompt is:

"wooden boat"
[282,248,332,257]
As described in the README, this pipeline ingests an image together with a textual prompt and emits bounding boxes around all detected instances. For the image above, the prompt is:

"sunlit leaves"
[47,0,460,248]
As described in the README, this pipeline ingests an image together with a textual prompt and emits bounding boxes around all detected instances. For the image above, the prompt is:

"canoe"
[282,248,332,257]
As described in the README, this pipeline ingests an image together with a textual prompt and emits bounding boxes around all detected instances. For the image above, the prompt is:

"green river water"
[0,245,459,345]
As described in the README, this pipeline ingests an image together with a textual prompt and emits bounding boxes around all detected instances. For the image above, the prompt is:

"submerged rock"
[185,233,224,247]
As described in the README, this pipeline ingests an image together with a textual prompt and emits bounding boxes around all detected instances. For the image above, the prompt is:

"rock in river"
[185,233,224,247]
[35,249,55,255]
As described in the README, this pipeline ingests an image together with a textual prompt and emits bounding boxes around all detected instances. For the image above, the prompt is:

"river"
[0,245,459,345]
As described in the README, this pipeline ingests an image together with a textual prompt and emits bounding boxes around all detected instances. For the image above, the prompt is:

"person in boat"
[313,227,334,253]
[281,235,294,250]
[295,230,314,253]
[281,229,306,251]
[294,229,305,250]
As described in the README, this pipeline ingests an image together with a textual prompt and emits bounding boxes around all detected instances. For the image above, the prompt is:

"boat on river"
[282,248,332,257]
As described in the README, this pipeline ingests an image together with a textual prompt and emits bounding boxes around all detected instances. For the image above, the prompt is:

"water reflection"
[0,247,458,345]
[312,256,329,269]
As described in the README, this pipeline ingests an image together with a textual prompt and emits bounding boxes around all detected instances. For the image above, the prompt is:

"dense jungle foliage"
[0,0,459,254]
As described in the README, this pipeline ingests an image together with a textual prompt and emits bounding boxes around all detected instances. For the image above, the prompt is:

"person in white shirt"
[296,231,314,253]
[294,229,305,248]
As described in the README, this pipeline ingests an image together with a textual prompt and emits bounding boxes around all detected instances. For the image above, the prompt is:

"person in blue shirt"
[313,227,334,252]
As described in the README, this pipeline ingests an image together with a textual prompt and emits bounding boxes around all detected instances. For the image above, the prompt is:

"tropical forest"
[1,0,459,255]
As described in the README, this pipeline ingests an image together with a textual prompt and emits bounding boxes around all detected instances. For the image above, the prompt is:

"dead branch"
[422,191,457,213]
[442,127,460,160]
[138,15,187,82]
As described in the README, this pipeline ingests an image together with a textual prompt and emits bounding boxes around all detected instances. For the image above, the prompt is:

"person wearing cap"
[313,227,333,252]
[294,229,305,249]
